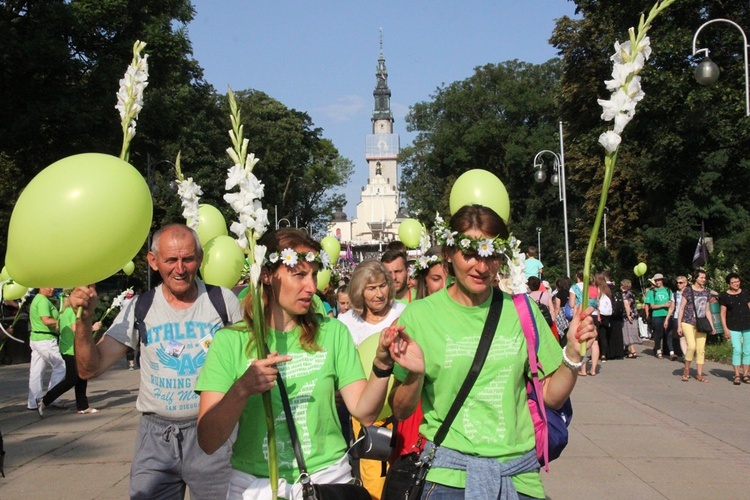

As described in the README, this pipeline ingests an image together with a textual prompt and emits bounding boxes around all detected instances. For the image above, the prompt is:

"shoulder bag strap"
[514,293,549,470]
[274,352,317,498]
[432,288,503,446]
[134,289,156,346]
[205,284,230,326]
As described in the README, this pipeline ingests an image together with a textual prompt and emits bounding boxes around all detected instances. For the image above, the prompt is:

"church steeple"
[372,29,393,123]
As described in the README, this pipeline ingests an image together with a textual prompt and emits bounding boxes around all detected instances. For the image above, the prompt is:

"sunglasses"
[677,281,686,284]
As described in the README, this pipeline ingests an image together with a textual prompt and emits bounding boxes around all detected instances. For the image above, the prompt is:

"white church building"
[327,37,408,247]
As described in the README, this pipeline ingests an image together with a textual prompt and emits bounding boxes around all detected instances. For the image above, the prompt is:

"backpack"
[134,284,230,346]
[531,291,554,326]
[513,294,572,470]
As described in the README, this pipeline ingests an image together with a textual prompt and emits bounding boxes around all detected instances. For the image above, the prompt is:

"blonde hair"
[348,260,394,316]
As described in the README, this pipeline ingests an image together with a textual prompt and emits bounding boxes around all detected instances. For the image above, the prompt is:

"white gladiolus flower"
[599,131,622,154]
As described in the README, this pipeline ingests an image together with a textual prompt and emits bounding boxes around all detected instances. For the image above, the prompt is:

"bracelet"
[562,348,587,371]
[371,362,394,378]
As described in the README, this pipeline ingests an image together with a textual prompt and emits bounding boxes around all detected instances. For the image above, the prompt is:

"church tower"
[327,31,403,246]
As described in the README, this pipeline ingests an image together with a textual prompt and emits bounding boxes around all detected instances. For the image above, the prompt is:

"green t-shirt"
[394,287,562,498]
[29,293,59,341]
[195,316,365,480]
[58,307,76,356]
[645,287,673,318]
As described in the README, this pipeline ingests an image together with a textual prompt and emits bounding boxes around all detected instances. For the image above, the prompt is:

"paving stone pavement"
[1,343,749,499]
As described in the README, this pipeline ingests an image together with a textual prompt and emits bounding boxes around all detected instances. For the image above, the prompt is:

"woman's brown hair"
[241,228,323,355]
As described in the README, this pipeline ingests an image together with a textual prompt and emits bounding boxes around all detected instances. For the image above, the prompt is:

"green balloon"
[317,268,331,291]
[320,236,341,266]
[398,219,422,249]
[357,334,394,420]
[0,267,9,282]
[633,265,641,277]
[637,262,647,277]
[195,204,228,247]
[6,153,152,287]
[122,260,135,276]
[449,169,511,222]
[200,236,245,289]
[3,281,28,301]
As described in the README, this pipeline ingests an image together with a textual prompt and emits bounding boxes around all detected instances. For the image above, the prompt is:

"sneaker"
[670,351,677,361]
[656,350,663,359]
[36,398,44,418]
[129,365,135,371]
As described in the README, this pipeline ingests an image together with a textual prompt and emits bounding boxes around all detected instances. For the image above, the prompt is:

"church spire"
[372,28,393,122]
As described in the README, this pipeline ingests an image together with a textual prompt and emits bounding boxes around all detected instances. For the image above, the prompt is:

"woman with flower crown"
[195,228,424,499]
[391,204,597,499]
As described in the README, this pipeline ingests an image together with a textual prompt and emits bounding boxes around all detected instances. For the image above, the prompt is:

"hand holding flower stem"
[580,0,675,357]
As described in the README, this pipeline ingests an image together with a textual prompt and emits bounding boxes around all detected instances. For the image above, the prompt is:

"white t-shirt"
[337,301,406,347]
[106,280,242,418]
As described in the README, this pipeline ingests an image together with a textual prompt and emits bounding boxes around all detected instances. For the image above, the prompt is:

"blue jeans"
[421,481,541,499]
[729,329,750,366]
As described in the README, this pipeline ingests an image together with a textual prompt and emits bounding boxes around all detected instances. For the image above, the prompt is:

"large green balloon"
[195,204,228,247]
[398,219,422,249]
[357,334,394,420]
[122,260,135,276]
[200,236,245,289]
[320,236,341,266]
[317,268,331,291]
[6,153,152,287]
[633,265,641,277]
[449,169,511,222]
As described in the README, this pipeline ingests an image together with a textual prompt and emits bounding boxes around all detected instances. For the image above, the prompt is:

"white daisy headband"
[410,254,442,279]
[432,212,527,294]
[266,248,331,270]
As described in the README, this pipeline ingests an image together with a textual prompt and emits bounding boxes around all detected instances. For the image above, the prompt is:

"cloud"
[315,95,367,122]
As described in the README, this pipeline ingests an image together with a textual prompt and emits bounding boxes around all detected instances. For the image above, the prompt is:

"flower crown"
[410,254,442,278]
[432,212,527,294]
[266,248,331,270]
[432,213,513,258]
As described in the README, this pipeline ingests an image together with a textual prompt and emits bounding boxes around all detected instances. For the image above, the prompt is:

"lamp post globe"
[534,168,547,184]
[550,172,560,186]
[694,57,721,85]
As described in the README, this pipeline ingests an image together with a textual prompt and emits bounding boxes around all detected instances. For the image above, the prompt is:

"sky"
[187,0,579,220]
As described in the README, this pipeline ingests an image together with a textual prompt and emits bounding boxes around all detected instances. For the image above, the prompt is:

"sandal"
[695,375,709,383]
[626,352,636,358]
[734,376,742,386]
[682,370,690,382]
[743,375,750,384]
[77,408,100,414]
[589,370,597,376]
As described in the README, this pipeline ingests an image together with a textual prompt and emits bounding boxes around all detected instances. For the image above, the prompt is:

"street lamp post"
[536,227,542,262]
[146,154,176,290]
[533,121,571,277]
[691,18,750,116]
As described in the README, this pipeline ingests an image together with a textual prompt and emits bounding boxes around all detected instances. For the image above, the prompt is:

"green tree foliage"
[400,59,581,272]
[552,0,750,279]
[226,90,353,236]
[0,1,353,290]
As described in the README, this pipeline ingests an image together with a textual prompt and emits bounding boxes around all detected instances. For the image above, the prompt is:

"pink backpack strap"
[513,293,550,471]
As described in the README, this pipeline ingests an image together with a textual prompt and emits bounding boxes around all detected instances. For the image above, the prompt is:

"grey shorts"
[129,413,232,500]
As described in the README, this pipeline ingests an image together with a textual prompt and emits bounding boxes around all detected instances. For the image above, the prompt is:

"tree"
[228,90,353,236]
[551,0,750,279]
[400,59,579,272]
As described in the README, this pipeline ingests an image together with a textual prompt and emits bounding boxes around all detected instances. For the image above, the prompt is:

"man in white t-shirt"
[70,224,242,499]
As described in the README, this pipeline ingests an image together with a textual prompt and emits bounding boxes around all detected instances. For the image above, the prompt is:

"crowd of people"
[8,210,749,500]
[527,261,750,386]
